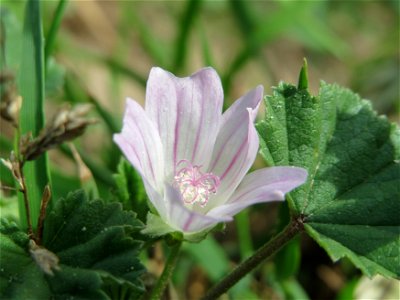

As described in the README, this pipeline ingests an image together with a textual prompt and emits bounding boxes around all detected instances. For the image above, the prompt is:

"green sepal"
[141,212,176,238]
[141,212,225,243]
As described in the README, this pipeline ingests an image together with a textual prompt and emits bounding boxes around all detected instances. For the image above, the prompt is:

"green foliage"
[183,236,230,282]
[257,70,400,278]
[17,0,51,230]
[0,194,19,222]
[0,4,22,71]
[274,237,301,280]
[113,158,148,222]
[45,57,65,96]
[183,235,256,299]
[0,190,145,299]
[44,0,68,64]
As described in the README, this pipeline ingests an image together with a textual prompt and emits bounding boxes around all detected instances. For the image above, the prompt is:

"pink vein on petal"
[130,116,156,183]
[173,96,182,171]
[183,214,194,231]
[220,139,247,181]
[191,87,205,162]
[209,114,247,172]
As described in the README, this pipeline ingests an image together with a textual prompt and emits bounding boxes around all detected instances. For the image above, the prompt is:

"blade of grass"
[183,236,230,282]
[223,1,307,92]
[0,5,22,71]
[64,74,121,171]
[105,57,146,87]
[44,0,68,65]
[184,235,256,298]
[64,74,119,134]
[0,135,14,187]
[17,0,51,230]
[55,33,147,87]
[122,2,167,67]
[199,23,214,67]
[235,209,253,259]
[173,0,202,73]
[59,144,115,188]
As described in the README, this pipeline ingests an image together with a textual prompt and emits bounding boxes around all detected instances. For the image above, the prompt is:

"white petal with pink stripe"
[114,67,308,236]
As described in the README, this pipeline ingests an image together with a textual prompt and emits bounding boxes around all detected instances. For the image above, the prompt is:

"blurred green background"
[1,0,399,299]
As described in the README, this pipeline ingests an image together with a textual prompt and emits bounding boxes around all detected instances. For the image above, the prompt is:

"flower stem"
[20,169,34,238]
[149,241,182,300]
[202,217,304,300]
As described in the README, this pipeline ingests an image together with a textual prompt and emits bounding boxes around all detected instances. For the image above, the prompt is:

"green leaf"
[336,277,359,300]
[274,201,301,280]
[274,237,301,280]
[280,278,310,300]
[0,4,23,71]
[0,190,146,298]
[113,157,148,222]
[183,236,230,282]
[45,57,65,96]
[257,76,400,278]
[0,219,51,299]
[173,0,202,72]
[0,194,19,222]
[17,0,51,230]
[44,0,68,64]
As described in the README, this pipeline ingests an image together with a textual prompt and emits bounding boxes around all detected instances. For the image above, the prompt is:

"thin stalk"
[149,241,182,300]
[21,176,33,237]
[19,166,33,238]
[173,0,202,73]
[202,217,304,300]
[105,58,147,87]
[44,0,68,64]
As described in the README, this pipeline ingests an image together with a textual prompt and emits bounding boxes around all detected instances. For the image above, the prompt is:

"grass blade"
[173,0,202,73]
[105,57,146,87]
[17,0,51,230]
[122,3,167,67]
[235,210,253,259]
[64,74,119,134]
[59,144,115,188]
[44,0,68,65]
[199,23,214,67]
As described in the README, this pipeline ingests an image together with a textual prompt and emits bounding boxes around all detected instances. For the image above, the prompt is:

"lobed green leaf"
[257,74,400,278]
[0,190,146,298]
[112,157,148,222]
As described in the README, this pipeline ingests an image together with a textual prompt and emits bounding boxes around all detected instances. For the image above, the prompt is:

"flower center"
[174,160,220,207]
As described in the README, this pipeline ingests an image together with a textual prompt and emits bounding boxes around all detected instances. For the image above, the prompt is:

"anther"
[174,160,220,207]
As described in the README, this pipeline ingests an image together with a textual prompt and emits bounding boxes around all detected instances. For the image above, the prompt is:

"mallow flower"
[114,67,307,239]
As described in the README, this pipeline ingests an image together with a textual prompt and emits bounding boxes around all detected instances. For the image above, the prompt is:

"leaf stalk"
[202,216,304,300]
[149,241,183,300]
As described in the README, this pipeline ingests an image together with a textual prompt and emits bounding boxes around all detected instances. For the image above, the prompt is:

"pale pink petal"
[164,184,232,233]
[207,167,308,218]
[142,178,167,219]
[114,98,164,191]
[207,86,263,208]
[145,67,223,176]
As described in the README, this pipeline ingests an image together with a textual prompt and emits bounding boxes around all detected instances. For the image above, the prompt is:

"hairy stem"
[202,217,304,300]
[149,241,182,300]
